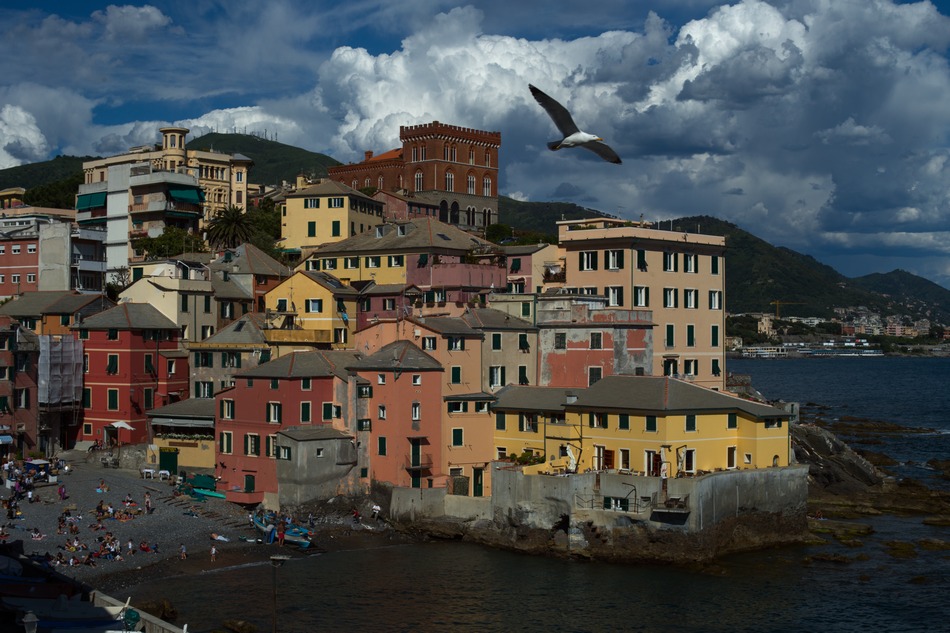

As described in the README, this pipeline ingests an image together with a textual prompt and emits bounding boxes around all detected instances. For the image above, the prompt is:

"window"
[447,401,468,413]
[219,431,233,455]
[83,354,89,373]
[711,255,720,275]
[377,373,386,385]
[334,328,348,345]
[328,197,344,208]
[521,302,531,317]
[365,256,381,268]
[378,405,387,419]
[684,253,697,273]
[588,413,606,429]
[445,171,454,192]
[744,453,753,465]
[221,399,235,420]
[483,176,492,196]
[201,325,214,339]
[422,337,436,350]
[167,359,176,376]
[684,289,698,309]
[344,256,359,269]
[686,415,697,432]
[106,354,118,375]
[728,413,738,429]
[588,366,602,386]
[634,286,649,307]
[687,325,695,347]
[300,402,311,423]
[606,286,623,307]
[579,251,598,271]
[664,288,678,308]
[109,328,120,340]
[195,382,213,398]
[358,419,372,431]
[489,366,505,388]
[684,449,696,473]
[266,435,278,458]
[620,448,631,470]
[358,384,373,398]
[383,298,396,311]
[107,389,118,411]
[663,252,678,272]
[181,294,189,312]
[475,401,489,413]
[267,402,282,423]
[518,334,530,352]
[712,359,722,377]
[452,428,464,446]
[194,352,213,368]
[412,402,421,421]
[666,324,675,347]
[606,250,624,270]
[619,414,630,430]
[322,258,337,270]
[15,388,29,409]
[645,415,657,432]
[491,333,502,350]
[765,418,783,429]
[709,290,722,310]
[332,220,341,237]
[684,359,697,376]
[450,366,461,384]
[221,352,241,370]
[11,245,20,255]
[554,333,566,349]
[414,171,423,192]
[711,325,720,347]
[245,434,261,456]
[388,255,404,267]
[378,436,387,456]
[590,332,602,350]
[448,337,464,351]
[27,273,35,283]
[412,374,421,386]
[495,412,506,430]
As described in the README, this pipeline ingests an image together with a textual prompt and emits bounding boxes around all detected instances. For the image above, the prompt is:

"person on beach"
[144,492,152,514]
[276,522,285,546]
[58,484,68,500]
[179,543,187,560]
[210,544,217,562]
[371,503,381,521]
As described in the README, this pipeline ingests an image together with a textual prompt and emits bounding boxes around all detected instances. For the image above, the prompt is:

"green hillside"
[0,155,92,190]
[497,195,610,233]
[186,133,340,187]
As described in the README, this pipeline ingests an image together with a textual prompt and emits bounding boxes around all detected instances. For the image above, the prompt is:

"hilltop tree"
[132,226,206,260]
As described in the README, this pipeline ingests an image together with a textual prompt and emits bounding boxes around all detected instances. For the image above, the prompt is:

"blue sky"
[5,1,950,290]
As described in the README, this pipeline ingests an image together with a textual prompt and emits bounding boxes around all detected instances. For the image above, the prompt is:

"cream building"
[557,218,726,390]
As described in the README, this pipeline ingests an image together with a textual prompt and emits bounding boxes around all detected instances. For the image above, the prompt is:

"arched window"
[414,171,423,192]
[352,179,358,188]
[364,177,371,188]
[378,175,384,190]
[483,176,492,197]
[443,143,450,160]
[445,171,454,193]
[451,145,457,162]
[412,146,418,162]
[469,149,475,164]
[485,151,491,167]
[467,174,476,195]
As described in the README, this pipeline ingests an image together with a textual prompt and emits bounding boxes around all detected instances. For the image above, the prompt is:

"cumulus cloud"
[92,4,172,40]
[0,105,49,168]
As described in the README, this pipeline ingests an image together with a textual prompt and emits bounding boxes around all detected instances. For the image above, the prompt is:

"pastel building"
[0,291,114,336]
[557,218,727,390]
[280,179,384,258]
[503,243,561,294]
[261,271,359,353]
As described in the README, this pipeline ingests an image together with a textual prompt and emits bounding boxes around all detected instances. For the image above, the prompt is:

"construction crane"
[770,300,805,319]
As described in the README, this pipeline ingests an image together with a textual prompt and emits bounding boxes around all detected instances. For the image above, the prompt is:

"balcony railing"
[404,453,434,470]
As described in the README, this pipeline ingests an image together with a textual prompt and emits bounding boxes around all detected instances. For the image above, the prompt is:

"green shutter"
[220,399,226,418]
[728,413,737,429]
[323,403,333,420]
[451,367,461,383]
[495,412,505,430]
[301,402,311,423]
[619,414,629,430]
[589,412,595,427]
[687,326,695,347]
[308,221,316,237]
[711,255,719,274]
[712,325,720,347]
[220,432,226,453]
[603,496,611,509]
[646,415,657,432]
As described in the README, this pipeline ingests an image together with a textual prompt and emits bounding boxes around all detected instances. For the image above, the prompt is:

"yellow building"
[261,270,359,352]
[281,179,384,258]
[557,218,727,390]
[493,376,790,477]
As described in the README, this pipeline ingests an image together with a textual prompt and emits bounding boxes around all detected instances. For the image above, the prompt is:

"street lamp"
[270,554,290,633]
[21,611,38,633]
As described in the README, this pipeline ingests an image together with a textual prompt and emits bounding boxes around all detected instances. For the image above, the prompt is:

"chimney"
[364,151,374,161]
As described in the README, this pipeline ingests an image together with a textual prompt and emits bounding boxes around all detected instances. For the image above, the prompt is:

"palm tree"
[206,205,252,249]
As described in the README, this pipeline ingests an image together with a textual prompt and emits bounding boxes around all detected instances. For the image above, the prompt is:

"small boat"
[191,488,226,499]
[251,510,312,548]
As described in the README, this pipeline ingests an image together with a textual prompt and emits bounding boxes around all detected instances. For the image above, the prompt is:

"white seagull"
[529,84,622,164]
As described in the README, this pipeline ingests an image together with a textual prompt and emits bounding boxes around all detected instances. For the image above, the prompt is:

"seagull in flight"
[529,84,622,164]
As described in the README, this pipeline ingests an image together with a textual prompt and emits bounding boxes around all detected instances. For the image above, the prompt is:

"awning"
[166,210,200,219]
[168,187,204,204]
[76,192,107,210]
[150,417,213,429]
[0,435,13,445]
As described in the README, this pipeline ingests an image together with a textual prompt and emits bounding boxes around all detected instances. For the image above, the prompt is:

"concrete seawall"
[391,465,809,563]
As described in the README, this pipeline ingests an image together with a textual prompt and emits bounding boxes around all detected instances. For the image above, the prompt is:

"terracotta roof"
[347,341,442,371]
[73,303,178,331]
[366,148,402,162]
[569,376,791,420]
[235,350,362,380]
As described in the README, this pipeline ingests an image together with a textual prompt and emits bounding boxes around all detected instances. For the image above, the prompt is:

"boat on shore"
[251,510,312,548]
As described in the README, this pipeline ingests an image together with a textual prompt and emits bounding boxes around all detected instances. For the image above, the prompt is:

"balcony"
[404,453,434,470]
[262,329,333,345]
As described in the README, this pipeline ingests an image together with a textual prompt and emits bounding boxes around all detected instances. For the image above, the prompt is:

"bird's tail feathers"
[547,141,561,151]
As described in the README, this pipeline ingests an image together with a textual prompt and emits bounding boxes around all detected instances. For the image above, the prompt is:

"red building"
[328,121,501,232]
[73,303,188,446]
[214,350,361,504]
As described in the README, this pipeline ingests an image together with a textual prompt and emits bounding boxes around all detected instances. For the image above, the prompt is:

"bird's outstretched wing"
[582,141,622,164]
[529,84,579,137]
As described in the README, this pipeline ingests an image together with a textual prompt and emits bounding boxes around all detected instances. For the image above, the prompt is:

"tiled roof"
[300,271,360,296]
[278,427,353,441]
[308,217,496,257]
[461,307,537,331]
[211,243,292,278]
[346,341,442,371]
[211,274,252,300]
[286,179,376,202]
[73,303,178,330]
[409,315,482,337]
[365,148,402,162]
[0,291,94,317]
[147,398,216,421]
[195,313,268,347]
[503,244,551,256]
[358,283,422,296]
[235,350,363,380]
[492,386,578,412]
[569,376,791,420]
